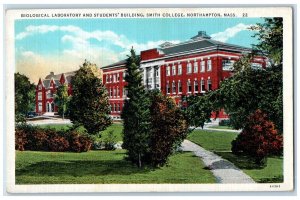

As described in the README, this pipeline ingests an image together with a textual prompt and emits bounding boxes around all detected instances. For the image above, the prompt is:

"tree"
[148,91,189,166]
[231,110,283,165]
[54,84,69,119]
[69,60,112,134]
[250,18,283,65]
[121,48,151,168]
[185,93,214,129]
[212,18,283,132]
[15,73,35,122]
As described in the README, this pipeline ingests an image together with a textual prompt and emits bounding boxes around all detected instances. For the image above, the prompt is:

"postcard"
[5,7,294,193]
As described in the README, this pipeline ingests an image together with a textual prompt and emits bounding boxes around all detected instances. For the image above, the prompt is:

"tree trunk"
[138,153,142,168]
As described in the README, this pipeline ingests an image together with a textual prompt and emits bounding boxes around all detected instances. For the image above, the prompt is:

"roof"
[101,59,127,69]
[160,38,251,56]
[42,71,76,88]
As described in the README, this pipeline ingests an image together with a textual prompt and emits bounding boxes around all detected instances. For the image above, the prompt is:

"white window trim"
[200,61,205,72]
[207,60,212,71]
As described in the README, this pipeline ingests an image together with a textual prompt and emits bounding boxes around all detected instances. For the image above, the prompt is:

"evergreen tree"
[54,84,69,119]
[69,60,112,135]
[121,48,151,168]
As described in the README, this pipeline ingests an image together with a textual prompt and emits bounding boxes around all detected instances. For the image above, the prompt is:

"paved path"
[181,140,255,184]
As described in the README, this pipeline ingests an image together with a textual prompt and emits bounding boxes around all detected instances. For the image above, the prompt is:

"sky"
[15,17,264,84]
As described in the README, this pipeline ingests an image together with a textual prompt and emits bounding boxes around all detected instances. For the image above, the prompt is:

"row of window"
[37,91,54,100]
[107,87,128,98]
[110,103,123,112]
[166,79,212,94]
[105,72,125,83]
[166,60,212,76]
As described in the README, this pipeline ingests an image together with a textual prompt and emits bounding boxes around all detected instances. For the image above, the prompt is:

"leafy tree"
[69,60,112,135]
[185,93,214,129]
[148,91,189,166]
[15,73,35,122]
[250,17,283,65]
[54,84,69,119]
[232,110,283,165]
[121,48,151,168]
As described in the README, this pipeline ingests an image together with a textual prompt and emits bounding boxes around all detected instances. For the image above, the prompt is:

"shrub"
[67,131,92,152]
[147,92,189,167]
[15,124,92,153]
[231,109,283,165]
[102,130,117,150]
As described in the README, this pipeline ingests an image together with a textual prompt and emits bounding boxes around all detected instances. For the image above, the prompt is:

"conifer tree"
[121,48,151,168]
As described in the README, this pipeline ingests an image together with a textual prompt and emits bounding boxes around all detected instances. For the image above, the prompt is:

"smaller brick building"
[35,71,74,114]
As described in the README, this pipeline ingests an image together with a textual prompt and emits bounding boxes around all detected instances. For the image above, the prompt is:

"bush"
[147,92,189,167]
[231,110,283,165]
[15,124,92,152]
[92,131,117,150]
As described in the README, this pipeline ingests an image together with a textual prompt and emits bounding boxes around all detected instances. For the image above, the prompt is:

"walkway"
[181,140,255,184]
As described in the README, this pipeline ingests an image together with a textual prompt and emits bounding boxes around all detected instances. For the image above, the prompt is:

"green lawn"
[187,129,283,183]
[188,129,238,152]
[37,123,123,142]
[208,125,234,130]
[16,150,216,184]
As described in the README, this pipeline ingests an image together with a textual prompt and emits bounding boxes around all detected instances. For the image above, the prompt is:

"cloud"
[16,24,181,83]
[210,23,253,42]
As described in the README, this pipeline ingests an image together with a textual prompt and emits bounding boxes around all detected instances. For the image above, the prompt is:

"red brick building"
[102,31,266,119]
[35,71,74,114]
[36,31,266,119]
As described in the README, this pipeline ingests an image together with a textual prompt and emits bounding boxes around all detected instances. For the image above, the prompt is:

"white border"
[4,7,294,193]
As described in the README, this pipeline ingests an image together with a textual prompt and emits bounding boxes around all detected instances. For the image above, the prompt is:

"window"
[38,85,42,90]
[117,73,120,82]
[123,88,127,97]
[207,79,212,91]
[172,65,176,75]
[110,75,113,82]
[187,62,192,74]
[201,79,205,92]
[166,82,170,94]
[112,104,115,112]
[38,102,42,112]
[116,87,119,97]
[38,92,42,100]
[172,81,176,94]
[194,61,198,73]
[187,80,192,93]
[123,72,126,81]
[222,59,235,70]
[166,66,170,76]
[178,64,182,75]
[200,61,205,72]
[194,80,198,93]
[113,88,116,97]
[46,90,53,99]
[251,62,262,69]
[178,81,182,93]
[117,104,120,112]
[207,60,212,71]
[106,75,109,83]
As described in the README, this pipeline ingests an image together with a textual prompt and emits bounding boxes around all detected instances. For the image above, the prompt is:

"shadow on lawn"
[16,159,152,177]
[216,152,265,169]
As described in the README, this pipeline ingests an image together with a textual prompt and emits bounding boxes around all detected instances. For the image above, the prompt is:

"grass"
[37,123,123,142]
[16,150,216,184]
[187,129,238,152]
[208,125,234,130]
[187,129,283,183]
